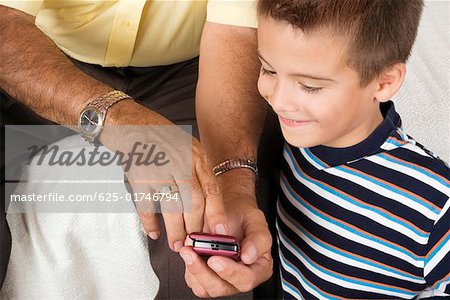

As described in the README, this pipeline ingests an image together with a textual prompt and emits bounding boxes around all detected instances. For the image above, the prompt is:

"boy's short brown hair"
[257,0,424,86]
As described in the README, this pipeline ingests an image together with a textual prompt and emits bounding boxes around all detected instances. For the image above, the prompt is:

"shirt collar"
[307,101,401,167]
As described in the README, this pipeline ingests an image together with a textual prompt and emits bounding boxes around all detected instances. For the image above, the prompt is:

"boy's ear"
[373,63,406,102]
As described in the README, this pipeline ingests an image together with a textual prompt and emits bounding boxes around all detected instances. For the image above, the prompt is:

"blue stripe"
[281,277,304,299]
[334,165,438,227]
[279,230,417,297]
[284,146,304,175]
[281,174,422,262]
[426,233,450,264]
[384,139,405,147]
[397,129,408,141]
[279,243,341,300]
[437,277,450,291]
[285,148,429,242]
[278,202,424,282]
[303,148,328,169]
[379,153,449,189]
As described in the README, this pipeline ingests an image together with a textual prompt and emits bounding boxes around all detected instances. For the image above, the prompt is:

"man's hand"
[179,193,273,297]
[99,111,229,252]
[135,137,229,251]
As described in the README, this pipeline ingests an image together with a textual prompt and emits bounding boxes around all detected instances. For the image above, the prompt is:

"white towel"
[1,135,159,299]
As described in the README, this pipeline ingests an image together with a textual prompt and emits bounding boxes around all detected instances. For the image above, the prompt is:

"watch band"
[86,90,132,113]
[213,158,258,177]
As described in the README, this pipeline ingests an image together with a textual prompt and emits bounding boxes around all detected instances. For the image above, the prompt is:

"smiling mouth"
[279,116,314,127]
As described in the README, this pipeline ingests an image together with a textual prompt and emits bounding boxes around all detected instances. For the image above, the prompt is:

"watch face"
[80,107,103,136]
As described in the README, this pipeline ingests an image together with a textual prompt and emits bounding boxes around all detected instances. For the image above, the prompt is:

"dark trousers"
[1,57,282,299]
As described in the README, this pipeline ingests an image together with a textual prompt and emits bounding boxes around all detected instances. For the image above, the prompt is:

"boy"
[256,0,450,299]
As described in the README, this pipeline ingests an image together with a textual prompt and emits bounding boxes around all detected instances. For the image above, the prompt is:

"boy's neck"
[309,101,400,167]
[322,105,384,149]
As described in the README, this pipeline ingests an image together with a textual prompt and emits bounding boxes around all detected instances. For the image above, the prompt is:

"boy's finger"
[179,247,236,297]
[195,159,228,234]
[207,253,273,293]
[240,209,272,264]
[182,175,205,234]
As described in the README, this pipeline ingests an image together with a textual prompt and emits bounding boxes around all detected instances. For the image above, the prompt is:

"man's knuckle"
[238,283,253,293]
[208,285,228,298]
[205,184,221,197]
[191,197,204,211]
[266,268,273,280]
[259,232,273,247]
[192,287,208,298]
[238,276,257,292]
[191,180,201,192]
[259,264,273,283]
[252,209,268,221]
[186,264,202,276]
[191,191,204,203]
[138,211,155,220]
[184,273,193,288]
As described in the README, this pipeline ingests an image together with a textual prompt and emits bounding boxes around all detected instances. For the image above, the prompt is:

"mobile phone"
[189,232,240,260]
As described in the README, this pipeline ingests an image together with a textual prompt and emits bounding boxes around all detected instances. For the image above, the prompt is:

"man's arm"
[196,22,267,201]
[182,22,273,297]
[0,5,187,127]
[0,5,113,124]
[0,6,228,252]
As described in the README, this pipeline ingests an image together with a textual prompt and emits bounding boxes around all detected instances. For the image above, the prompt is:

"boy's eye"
[260,67,276,76]
[299,83,322,93]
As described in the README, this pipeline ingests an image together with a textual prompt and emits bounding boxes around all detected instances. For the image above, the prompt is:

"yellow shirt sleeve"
[26,1,206,67]
[2,1,255,67]
[0,1,43,16]
[206,0,257,28]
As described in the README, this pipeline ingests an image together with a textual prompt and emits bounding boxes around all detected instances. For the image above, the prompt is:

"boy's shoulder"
[368,127,449,208]
[377,127,449,175]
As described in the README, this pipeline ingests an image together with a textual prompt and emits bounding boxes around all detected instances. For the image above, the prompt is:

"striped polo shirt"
[278,101,450,299]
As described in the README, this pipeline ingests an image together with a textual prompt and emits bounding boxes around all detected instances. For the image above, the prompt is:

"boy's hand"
[179,199,273,297]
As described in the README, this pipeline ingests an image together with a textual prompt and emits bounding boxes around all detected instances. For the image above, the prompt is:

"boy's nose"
[268,81,298,113]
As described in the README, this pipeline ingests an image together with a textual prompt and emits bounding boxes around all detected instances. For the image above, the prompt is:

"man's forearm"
[0,6,115,125]
[196,22,267,200]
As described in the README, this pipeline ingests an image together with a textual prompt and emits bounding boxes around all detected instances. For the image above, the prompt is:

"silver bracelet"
[213,158,258,177]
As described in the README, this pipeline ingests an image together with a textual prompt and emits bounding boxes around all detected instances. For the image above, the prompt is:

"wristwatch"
[78,90,132,145]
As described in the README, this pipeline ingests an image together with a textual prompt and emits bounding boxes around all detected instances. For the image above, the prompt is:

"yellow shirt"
[0,0,257,67]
